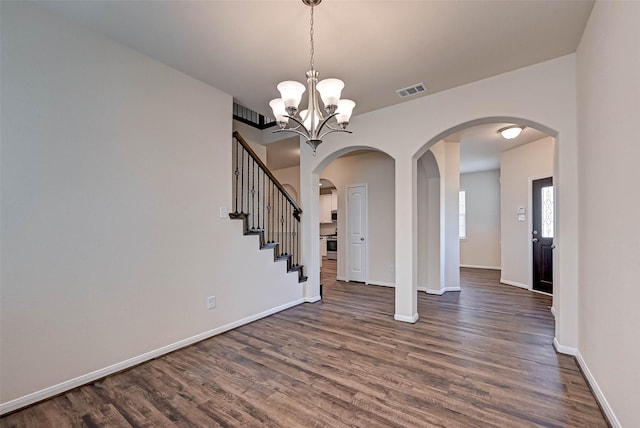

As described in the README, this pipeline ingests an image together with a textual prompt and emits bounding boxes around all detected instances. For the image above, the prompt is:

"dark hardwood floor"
[1,261,607,427]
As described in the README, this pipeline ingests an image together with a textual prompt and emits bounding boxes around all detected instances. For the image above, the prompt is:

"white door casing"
[347,184,368,282]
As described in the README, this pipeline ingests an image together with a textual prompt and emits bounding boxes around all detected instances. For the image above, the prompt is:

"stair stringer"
[229,213,308,283]
[225,217,304,301]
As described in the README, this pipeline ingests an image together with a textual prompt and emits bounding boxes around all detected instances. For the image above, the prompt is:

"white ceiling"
[36,0,589,173]
[455,124,549,173]
[36,0,594,118]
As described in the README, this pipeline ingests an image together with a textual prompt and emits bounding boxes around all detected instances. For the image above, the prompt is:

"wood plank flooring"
[1,261,607,427]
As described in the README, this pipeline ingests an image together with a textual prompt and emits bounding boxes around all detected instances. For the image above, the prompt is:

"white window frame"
[459,190,466,239]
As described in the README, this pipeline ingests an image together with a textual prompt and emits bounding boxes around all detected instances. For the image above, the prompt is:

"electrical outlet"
[207,296,216,309]
[219,207,228,218]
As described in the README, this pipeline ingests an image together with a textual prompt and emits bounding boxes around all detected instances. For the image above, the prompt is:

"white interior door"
[347,185,367,282]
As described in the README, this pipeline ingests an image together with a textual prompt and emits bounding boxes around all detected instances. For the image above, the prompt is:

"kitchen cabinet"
[320,236,327,257]
[320,190,338,224]
[320,194,332,223]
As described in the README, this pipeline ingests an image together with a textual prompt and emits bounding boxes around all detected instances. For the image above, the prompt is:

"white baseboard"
[366,280,395,288]
[0,298,304,416]
[335,276,392,287]
[394,313,419,323]
[575,351,621,428]
[500,278,530,290]
[304,295,321,303]
[460,264,501,270]
[553,337,577,356]
[553,340,620,426]
[425,287,461,295]
[417,286,427,292]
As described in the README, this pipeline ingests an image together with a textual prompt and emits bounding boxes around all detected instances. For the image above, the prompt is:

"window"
[459,190,466,239]
[541,185,554,238]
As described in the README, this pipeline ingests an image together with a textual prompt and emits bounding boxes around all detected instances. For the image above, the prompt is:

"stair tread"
[229,212,249,219]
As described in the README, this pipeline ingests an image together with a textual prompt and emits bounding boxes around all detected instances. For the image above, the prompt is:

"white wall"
[500,138,554,289]
[460,170,501,269]
[576,2,640,426]
[271,165,301,204]
[0,2,303,410]
[320,151,395,286]
[233,120,267,164]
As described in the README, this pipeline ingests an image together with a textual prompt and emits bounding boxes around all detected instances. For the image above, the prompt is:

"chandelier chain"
[309,4,315,71]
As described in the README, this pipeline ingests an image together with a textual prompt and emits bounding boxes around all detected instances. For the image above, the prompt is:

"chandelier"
[269,0,355,153]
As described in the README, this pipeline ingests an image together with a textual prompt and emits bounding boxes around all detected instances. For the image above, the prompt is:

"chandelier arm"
[314,112,339,136]
[318,128,353,141]
[283,114,312,135]
[273,127,312,140]
[321,122,342,132]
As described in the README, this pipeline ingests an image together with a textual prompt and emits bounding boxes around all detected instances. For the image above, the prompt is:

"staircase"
[230,131,307,283]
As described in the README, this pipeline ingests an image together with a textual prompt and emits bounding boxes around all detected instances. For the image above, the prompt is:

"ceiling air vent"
[396,83,427,98]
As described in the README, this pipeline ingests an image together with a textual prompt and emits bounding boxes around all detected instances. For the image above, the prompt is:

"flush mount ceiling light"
[269,0,355,154]
[498,125,525,140]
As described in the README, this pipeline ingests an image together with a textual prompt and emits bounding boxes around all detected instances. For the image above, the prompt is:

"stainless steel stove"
[326,235,337,260]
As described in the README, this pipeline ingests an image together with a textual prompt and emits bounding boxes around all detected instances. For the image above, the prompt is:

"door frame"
[345,183,369,283]
[528,175,554,293]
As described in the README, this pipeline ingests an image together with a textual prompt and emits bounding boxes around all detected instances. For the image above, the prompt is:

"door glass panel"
[541,186,554,238]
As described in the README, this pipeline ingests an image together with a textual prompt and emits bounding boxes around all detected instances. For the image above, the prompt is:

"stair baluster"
[262,169,266,232]
[230,132,306,282]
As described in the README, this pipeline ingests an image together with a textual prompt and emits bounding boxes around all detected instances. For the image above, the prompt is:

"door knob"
[360,237,365,241]
[532,238,539,242]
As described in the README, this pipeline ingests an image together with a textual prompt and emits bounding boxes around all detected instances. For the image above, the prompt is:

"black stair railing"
[231,131,305,281]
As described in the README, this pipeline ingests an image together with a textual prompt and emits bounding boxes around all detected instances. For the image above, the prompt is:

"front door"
[347,185,367,282]
[532,177,554,294]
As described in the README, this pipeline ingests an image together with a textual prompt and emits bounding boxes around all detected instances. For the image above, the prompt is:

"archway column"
[394,156,418,322]
[423,141,461,294]
[553,131,579,352]
[442,142,461,292]
[299,138,321,302]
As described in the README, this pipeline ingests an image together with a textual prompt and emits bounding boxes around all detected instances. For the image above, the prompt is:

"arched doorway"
[318,149,395,287]
[416,120,555,298]
[412,116,560,329]
[299,144,396,307]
